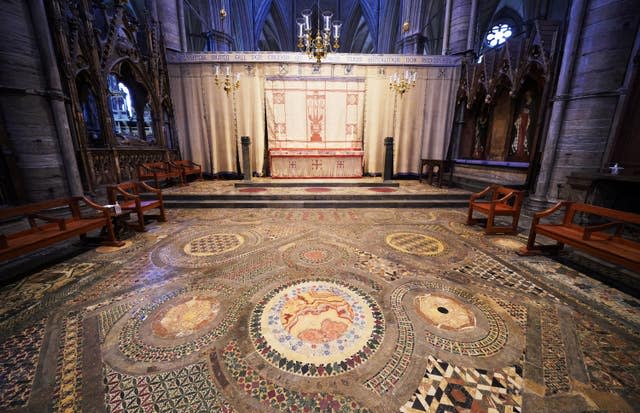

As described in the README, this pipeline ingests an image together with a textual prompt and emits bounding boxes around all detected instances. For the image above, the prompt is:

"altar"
[269,149,364,178]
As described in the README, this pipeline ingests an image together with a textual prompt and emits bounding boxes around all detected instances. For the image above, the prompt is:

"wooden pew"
[0,197,122,262]
[466,185,524,234]
[107,181,166,232]
[518,202,640,272]
[137,161,183,188]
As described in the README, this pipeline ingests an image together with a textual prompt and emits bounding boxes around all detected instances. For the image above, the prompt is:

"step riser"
[163,201,469,208]
[152,194,470,201]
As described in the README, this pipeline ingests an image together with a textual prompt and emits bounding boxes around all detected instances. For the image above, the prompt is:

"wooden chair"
[418,159,453,187]
[137,161,183,188]
[170,159,203,183]
[466,185,524,234]
[107,181,166,232]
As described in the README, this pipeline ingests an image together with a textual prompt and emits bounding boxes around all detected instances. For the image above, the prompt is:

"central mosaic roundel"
[386,232,445,256]
[250,279,384,377]
[183,233,244,256]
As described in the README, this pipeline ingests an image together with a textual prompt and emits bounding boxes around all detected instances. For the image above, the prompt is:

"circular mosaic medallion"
[250,279,384,377]
[96,240,133,253]
[118,287,237,362]
[183,233,244,256]
[415,293,475,331]
[386,232,445,256]
[282,240,350,269]
[151,295,220,338]
[491,237,525,251]
[411,283,509,357]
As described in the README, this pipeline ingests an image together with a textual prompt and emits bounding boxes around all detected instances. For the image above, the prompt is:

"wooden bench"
[519,202,640,272]
[0,197,122,262]
[137,161,183,188]
[466,185,524,234]
[170,159,203,183]
[107,181,166,232]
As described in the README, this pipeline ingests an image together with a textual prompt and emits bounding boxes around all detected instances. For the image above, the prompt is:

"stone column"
[530,0,587,205]
[449,0,472,54]
[442,0,453,54]
[27,0,83,197]
[157,0,183,51]
[241,136,251,181]
[383,137,394,182]
[177,0,188,51]
[466,0,478,51]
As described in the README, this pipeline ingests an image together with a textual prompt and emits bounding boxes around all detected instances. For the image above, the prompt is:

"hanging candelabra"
[296,4,342,64]
[389,70,417,97]
[214,65,240,95]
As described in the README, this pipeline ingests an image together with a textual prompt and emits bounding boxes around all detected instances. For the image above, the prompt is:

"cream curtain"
[169,64,265,175]
[363,67,396,174]
[169,62,459,177]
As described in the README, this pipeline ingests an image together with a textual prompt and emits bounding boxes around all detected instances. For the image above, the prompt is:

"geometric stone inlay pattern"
[0,319,46,408]
[104,362,235,412]
[222,341,371,412]
[53,312,83,413]
[385,232,445,256]
[118,286,237,362]
[183,233,244,256]
[400,356,522,413]
[250,279,384,377]
[540,305,570,395]
[98,303,134,343]
[364,283,415,394]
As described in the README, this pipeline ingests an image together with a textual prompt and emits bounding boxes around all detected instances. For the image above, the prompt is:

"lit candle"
[301,9,311,31]
[215,65,219,75]
[225,66,230,76]
[322,11,333,31]
[332,20,342,38]
[235,73,240,82]
[296,18,305,38]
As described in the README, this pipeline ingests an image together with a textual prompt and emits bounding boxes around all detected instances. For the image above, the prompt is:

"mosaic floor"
[1,208,639,413]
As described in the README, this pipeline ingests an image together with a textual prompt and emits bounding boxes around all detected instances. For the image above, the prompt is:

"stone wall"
[545,0,640,202]
[157,0,182,51]
[0,0,69,202]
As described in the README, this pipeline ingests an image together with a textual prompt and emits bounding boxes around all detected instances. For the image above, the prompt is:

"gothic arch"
[255,0,291,51]
[377,0,400,53]
[342,1,375,53]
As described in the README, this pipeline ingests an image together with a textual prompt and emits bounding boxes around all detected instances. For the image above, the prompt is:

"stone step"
[161,198,469,208]
[234,181,400,188]
[154,193,470,201]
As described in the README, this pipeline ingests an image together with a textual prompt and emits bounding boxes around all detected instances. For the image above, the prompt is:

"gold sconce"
[389,69,417,97]
[214,65,240,95]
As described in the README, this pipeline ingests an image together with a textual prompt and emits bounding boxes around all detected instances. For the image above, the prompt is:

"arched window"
[107,65,155,145]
